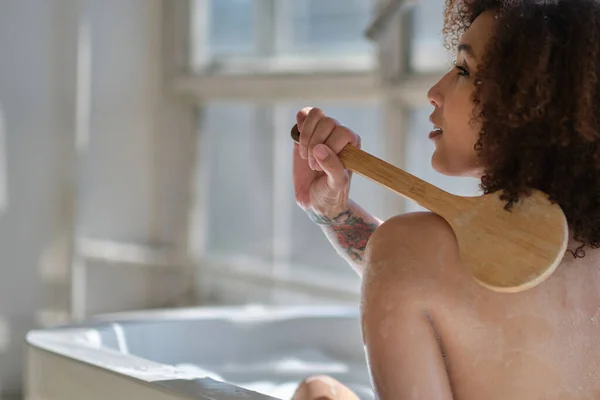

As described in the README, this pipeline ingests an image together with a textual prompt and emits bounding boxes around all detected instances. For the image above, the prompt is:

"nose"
[427,76,444,109]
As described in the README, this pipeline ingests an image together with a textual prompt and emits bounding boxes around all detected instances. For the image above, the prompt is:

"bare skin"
[292,10,600,399]
[359,11,593,397]
[305,203,380,273]
[291,375,361,400]
[362,213,600,399]
[292,107,382,276]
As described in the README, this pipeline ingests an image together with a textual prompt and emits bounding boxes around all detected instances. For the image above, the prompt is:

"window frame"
[169,0,446,300]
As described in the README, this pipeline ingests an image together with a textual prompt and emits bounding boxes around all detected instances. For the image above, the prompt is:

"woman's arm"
[307,199,381,276]
[292,107,380,275]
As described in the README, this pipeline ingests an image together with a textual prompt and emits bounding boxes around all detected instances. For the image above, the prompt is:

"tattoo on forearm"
[307,210,379,262]
[307,211,338,225]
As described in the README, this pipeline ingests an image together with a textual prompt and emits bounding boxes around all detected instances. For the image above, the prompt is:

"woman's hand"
[293,107,361,219]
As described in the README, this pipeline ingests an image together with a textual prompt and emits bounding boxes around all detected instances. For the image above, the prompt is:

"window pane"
[193,0,375,65]
[207,0,254,56]
[284,103,385,275]
[286,0,374,54]
[408,0,449,73]
[198,103,274,263]
[404,106,480,213]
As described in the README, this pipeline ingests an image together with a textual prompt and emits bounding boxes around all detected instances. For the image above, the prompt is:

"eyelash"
[453,61,470,77]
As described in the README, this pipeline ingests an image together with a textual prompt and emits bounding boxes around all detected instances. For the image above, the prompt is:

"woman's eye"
[455,65,470,77]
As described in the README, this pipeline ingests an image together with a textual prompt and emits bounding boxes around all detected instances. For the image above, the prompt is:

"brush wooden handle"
[291,124,472,216]
[291,124,569,293]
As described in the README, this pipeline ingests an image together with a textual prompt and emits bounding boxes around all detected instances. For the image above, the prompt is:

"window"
[205,0,254,56]
[191,0,376,73]
[182,0,474,300]
[284,0,374,55]
[185,0,384,296]
[408,0,449,73]
[199,103,274,264]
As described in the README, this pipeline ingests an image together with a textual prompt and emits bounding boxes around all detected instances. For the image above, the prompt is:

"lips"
[429,115,443,140]
[429,129,443,140]
[429,125,443,140]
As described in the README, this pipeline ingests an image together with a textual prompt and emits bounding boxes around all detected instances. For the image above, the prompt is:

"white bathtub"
[25,305,374,400]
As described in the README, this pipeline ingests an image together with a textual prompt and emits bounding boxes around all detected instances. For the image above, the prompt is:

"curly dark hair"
[442,0,600,257]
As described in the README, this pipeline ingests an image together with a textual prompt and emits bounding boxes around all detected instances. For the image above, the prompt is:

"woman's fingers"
[308,117,338,171]
[324,125,361,154]
[296,107,361,172]
[297,107,324,161]
[313,144,349,191]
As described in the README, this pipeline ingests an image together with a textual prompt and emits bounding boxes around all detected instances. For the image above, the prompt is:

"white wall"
[0,1,76,397]
[0,0,193,397]
[78,0,194,317]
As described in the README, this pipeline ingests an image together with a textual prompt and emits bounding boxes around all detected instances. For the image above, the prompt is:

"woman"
[291,0,600,399]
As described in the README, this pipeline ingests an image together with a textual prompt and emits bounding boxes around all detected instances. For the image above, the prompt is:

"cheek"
[431,91,482,176]
[445,94,480,150]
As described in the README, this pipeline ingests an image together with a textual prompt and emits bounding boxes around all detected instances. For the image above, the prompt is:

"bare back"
[361,213,600,399]
[435,240,600,399]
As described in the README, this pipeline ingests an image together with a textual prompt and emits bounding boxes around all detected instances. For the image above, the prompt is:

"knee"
[291,375,359,400]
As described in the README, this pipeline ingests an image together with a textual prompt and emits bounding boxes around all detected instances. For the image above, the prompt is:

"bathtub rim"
[25,305,362,400]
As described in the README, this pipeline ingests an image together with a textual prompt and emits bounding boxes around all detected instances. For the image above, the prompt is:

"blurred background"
[0,0,480,398]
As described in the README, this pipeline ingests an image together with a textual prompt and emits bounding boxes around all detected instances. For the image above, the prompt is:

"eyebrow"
[458,43,476,58]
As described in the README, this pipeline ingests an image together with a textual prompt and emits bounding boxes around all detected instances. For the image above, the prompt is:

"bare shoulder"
[368,210,456,246]
[363,211,470,301]
[365,211,460,275]
[360,212,459,399]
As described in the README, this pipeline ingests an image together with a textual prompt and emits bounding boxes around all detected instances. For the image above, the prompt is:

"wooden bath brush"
[291,124,568,293]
